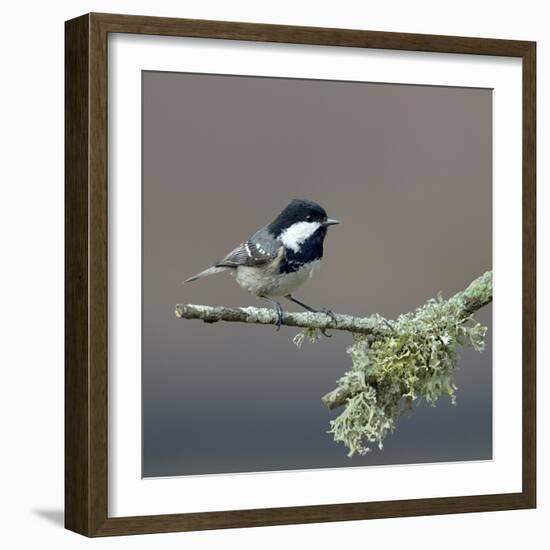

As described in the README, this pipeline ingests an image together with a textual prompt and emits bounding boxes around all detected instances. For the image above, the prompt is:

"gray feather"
[184,266,227,283]
[216,227,281,268]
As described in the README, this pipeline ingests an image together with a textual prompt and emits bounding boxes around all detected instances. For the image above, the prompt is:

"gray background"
[142,71,492,477]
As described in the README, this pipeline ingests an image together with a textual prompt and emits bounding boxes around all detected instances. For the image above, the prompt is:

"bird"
[184,199,340,331]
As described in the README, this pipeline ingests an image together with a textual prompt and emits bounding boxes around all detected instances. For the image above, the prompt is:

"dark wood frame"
[65,12,536,537]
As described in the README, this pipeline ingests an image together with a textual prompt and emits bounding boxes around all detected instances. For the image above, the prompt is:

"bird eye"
[306,215,313,222]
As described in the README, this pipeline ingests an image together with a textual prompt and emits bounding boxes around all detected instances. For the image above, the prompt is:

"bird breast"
[234,259,320,297]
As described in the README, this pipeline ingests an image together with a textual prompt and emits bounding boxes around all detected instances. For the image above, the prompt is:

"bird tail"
[183,265,228,283]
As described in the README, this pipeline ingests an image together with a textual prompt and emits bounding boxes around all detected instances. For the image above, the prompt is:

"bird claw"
[318,308,336,338]
[282,296,336,337]
[274,303,284,331]
[260,297,285,332]
[320,308,338,324]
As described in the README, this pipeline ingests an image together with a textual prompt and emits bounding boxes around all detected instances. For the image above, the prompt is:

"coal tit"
[185,199,340,330]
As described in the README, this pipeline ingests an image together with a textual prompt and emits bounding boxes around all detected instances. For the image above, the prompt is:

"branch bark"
[175,304,394,338]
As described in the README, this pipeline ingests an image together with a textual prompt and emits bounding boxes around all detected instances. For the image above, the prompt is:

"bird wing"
[214,227,282,268]
[184,227,282,283]
[216,238,281,268]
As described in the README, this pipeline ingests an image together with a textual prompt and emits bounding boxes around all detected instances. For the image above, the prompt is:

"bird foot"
[314,308,336,337]
[260,297,284,331]
[319,307,338,324]
[274,303,284,331]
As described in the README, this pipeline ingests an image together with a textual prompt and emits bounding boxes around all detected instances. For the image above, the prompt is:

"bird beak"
[323,218,340,227]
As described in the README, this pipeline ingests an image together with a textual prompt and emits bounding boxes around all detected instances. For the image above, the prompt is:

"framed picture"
[65,13,536,537]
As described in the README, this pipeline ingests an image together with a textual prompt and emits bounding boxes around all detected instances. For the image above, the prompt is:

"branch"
[175,304,394,338]
[176,271,491,338]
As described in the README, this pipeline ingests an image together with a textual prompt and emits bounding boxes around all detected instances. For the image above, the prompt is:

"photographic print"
[142,71,493,478]
[65,13,535,535]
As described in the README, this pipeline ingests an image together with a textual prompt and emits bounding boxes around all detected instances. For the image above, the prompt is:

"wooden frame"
[65,12,536,537]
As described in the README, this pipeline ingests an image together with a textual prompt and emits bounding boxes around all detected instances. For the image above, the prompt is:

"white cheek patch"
[280,221,321,252]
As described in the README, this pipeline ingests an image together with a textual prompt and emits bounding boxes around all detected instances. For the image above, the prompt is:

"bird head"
[268,199,340,252]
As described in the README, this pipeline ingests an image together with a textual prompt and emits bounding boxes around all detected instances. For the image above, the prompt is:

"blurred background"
[142,71,492,477]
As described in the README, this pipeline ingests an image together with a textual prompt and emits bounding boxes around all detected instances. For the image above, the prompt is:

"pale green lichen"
[293,327,322,347]
[241,306,275,323]
[321,283,489,457]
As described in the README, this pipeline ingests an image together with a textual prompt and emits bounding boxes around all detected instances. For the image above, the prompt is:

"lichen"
[241,306,275,323]
[293,327,322,347]
[316,279,490,457]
